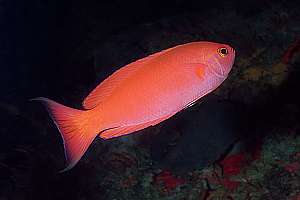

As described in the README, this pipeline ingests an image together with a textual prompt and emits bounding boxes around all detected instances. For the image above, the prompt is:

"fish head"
[204,42,236,78]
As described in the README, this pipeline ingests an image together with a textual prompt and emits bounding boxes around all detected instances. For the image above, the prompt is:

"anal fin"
[99,113,175,139]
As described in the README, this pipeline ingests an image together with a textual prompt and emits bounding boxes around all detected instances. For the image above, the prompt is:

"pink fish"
[33,41,235,171]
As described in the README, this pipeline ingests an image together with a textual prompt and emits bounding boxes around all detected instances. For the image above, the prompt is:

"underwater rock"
[150,97,247,172]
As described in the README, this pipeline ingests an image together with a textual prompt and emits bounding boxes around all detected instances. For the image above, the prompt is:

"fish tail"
[31,97,99,172]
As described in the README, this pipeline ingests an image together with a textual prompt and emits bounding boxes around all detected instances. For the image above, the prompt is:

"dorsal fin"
[82,46,178,109]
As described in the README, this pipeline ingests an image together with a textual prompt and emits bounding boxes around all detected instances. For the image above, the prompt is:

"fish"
[33,41,236,171]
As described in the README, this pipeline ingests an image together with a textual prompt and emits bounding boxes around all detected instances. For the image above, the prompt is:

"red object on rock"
[284,162,300,173]
[155,170,186,192]
[219,178,241,191]
[220,153,247,176]
[282,38,300,64]
[220,140,263,177]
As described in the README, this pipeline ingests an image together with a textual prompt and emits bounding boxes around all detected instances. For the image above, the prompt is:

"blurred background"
[1,0,300,199]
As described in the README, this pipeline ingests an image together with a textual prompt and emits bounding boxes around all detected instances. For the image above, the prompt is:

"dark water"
[1,0,300,199]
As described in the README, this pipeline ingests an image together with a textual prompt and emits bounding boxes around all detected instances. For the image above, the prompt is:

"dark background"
[1,0,300,199]
[3,0,287,101]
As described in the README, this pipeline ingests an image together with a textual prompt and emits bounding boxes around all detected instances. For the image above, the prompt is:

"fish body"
[34,41,235,171]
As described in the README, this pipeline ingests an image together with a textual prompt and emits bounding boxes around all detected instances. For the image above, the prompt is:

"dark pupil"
[221,48,228,55]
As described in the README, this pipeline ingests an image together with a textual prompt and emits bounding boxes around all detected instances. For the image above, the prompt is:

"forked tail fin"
[32,97,99,172]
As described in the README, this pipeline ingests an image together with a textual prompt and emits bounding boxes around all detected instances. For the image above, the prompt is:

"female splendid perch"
[34,41,235,171]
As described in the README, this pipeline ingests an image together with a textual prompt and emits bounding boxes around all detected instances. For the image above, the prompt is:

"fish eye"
[218,47,229,57]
